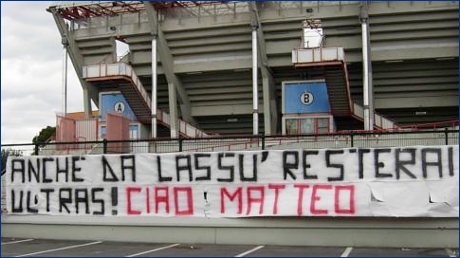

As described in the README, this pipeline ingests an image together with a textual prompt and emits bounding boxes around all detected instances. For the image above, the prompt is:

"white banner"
[5,145,459,217]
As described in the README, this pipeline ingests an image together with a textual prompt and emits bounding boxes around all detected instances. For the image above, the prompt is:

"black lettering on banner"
[157,156,172,182]
[194,153,211,181]
[326,150,344,181]
[71,156,84,182]
[92,188,105,215]
[11,159,25,183]
[421,148,442,179]
[40,188,55,212]
[26,191,38,213]
[102,156,135,182]
[262,151,269,162]
[176,155,193,182]
[217,153,234,182]
[303,150,319,180]
[28,159,40,183]
[448,147,454,177]
[75,188,90,214]
[102,156,118,182]
[111,187,118,215]
[395,148,416,179]
[121,155,136,182]
[56,157,69,183]
[283,151,298,180]
[358,149,371,179]
[42,157,54,183]
[11,189,24,213]
[238,154,257,182]
[374,149,392,178]
[59,188,72,214]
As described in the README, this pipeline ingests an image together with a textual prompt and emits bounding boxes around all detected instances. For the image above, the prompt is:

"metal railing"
[2,129,458,156]
[1,129,458,214]
[82,62,208,138]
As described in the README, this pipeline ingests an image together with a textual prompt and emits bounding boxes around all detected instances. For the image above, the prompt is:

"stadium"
[40,1,459,143]
[1,1,459,254]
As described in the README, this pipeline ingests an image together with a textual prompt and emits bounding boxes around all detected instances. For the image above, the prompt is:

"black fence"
[2,129,458,156]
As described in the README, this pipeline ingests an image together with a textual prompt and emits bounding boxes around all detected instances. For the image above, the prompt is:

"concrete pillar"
[262,77,272,134]
[168,82,178,138]
[360,4,372,131]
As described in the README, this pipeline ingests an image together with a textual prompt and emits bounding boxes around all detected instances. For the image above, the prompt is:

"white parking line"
[14,241,102,257]
[125,243,180,257]
[445,248,458,257]
[235,245,265,257]
[2,239,34,245]
[341,247,353,257]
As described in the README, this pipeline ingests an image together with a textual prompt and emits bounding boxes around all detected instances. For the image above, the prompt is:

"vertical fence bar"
[103,139,108,154]
[179,137,183,152]
[350,132,354,148]
[445,128,449,145]
[34,144,39,156]
[261,133,265,150]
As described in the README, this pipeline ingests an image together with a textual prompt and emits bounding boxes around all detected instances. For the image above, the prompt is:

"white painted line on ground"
[340,247,353,257]
[125,243,180,257]
[14,241,102,257]
[2,239,34,245]
[235,245,265,257]
[445,248,458,257]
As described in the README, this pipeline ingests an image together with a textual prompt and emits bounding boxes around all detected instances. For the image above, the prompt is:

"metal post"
[367,26,375,130]
[61,36,69,116]
[360,3,371,131]
[151,34,158,139]
[252,26,259,135]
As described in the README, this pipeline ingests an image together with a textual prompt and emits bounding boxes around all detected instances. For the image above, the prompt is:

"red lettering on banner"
[310,184,332,215]
[294,184,310,216]
[123,183,355,217]
[146,187,150,214]
[155,186,169,214]
[295,184,356,216]
[126,187,141,215]
[334,185,355,214]
[173,187,194,216]
[246,186,265,215]
[220,187,243,214]
[268,184,286,215]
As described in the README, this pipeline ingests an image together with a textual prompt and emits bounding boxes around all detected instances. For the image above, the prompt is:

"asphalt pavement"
[1,237,458,257]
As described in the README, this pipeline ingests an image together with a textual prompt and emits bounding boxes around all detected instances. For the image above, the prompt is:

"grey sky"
[1,1,85,144]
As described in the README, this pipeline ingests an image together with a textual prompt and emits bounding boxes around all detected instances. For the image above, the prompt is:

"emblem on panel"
[114,101,125,113]
[300,92,314,105]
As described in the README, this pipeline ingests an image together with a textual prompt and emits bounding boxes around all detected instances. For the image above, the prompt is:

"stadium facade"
[46,1,458,142]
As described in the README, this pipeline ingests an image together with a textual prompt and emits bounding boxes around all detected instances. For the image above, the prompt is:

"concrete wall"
[2,215,458,248]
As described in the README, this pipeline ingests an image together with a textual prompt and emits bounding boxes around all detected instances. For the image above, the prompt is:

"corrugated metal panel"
[106,112,130,153]
[76,119,98,142]
[56,115,76,151]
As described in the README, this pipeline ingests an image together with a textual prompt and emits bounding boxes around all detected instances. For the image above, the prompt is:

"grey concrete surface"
[1,237,458,257]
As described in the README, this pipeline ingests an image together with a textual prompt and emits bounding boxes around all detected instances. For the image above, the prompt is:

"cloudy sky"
[1,1,90,144]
